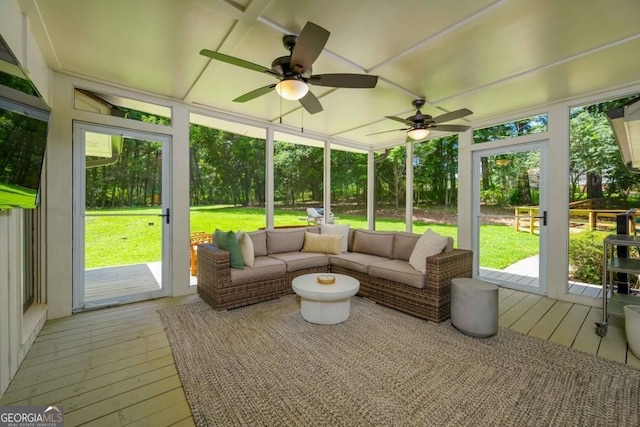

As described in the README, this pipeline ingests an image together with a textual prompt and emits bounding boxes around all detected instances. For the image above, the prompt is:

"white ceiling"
[17,0,640,150]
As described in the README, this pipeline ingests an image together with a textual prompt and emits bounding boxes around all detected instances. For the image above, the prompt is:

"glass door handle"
[158,208,170,224]
[533,211,547,226]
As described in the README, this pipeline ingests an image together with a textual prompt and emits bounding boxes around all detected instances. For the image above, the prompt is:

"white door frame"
[472,140,549,294]
[72,121,172,310]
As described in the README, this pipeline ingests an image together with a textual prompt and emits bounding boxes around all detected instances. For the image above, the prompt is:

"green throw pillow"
[214,229,245,269]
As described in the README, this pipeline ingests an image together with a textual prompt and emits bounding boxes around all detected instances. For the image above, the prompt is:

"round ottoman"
[624,305,640,358]
[451,278,498,337]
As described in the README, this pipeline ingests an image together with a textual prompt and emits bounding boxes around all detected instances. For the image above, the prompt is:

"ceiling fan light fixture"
[407,127,430,140]
[275,79,309,100]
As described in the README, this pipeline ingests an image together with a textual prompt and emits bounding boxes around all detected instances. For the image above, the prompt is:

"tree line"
[84,94,640,210]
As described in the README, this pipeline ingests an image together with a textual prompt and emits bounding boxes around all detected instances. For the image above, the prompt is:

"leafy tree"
[331,151,367,204]
[569,109,620,201]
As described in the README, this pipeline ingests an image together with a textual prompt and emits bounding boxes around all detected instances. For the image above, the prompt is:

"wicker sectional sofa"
[197,226,472,323]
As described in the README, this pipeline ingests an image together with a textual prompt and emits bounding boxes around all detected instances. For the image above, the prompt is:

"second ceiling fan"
[372,99,473,142]
[200,22,378,114]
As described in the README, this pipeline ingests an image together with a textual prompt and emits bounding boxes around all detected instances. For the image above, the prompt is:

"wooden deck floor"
[481,267,604,298]
[84,263,198,301]
[1,288,639,426]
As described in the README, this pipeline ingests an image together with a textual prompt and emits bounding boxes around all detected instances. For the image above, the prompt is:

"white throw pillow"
[238,232,255,267]
[321,223,350,253]
[408,229,449,274]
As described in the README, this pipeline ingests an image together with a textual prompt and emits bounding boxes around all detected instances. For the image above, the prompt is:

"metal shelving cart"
[595,234,640,337]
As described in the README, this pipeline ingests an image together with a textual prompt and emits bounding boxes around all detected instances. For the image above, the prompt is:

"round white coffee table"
[292,273,360,324]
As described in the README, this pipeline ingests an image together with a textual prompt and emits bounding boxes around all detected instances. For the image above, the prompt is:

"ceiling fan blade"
[309,74,378,88]
[366,128,408,136]
[233,84,276,103]
[385,115,413,126]
[200,49,281,77]
[431,108,473,124]
[299,91,323,114]
[430,124,471,132]
[290,22,330,73]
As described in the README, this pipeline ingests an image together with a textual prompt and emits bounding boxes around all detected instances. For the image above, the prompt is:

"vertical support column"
[405,141,414,233]
[324,141,331,224]
[171,104,191,296]
[546,103,570,300]
[266,127,275,229]
[47,72,74,318]
[457,129,473,250]
[367,149,375,230]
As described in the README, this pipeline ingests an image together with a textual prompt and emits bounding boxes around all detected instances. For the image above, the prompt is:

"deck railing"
[514,207,637,234]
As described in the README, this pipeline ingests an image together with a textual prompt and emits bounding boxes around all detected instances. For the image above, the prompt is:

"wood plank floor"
[85,263,162,302]
[1,288,639,426]
[0,294,200,426]
[84,263,199,303]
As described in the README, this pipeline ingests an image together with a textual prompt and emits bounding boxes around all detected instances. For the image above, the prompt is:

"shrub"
[568,231,604,284]
[480,189,505,206]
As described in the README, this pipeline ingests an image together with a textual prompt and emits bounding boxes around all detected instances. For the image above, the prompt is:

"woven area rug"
[158,296,640,426]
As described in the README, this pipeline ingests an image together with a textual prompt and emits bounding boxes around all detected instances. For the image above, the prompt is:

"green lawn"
[85,205,539,269]
[0,183,37,208]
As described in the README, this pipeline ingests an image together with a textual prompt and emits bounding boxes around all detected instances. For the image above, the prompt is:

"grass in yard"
[0,183,37,208]
[85,205,539,270]
[85,207,163,268]
[479,224,539,269]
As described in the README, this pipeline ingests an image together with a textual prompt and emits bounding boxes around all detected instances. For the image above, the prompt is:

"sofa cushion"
[321,223,350,253]
[239,232,255,267]
[347,229,357,252]
[445,236,454,253]
[302,231,342,255]
[409,229,449,274]
[215,229,245,269]
[330,252,391,274]
[394,232,420,261]
[352,229,395,258]
[248,230,267,256]
[267,228,307,254]
[269,251,330,272]
[369,259,425,289]
[230,256,286,282]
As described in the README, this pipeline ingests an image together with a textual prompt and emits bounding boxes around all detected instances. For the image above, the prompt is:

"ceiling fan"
[200,22,378,115]
[371,99,473,142]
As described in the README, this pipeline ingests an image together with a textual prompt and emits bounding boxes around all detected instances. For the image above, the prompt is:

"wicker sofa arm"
[425,249,473,294]
[196,243,233,290]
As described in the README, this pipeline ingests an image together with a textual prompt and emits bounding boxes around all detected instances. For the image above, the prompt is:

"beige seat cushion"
[393,232,420,260]
[230,256,286,282]
[248,230,267,256]
[267,229,307,254]
[269,252,330,272]
[368,259,425,289]
[351,229,396,258]
[330,252,391,273]
[444,236,454,252]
